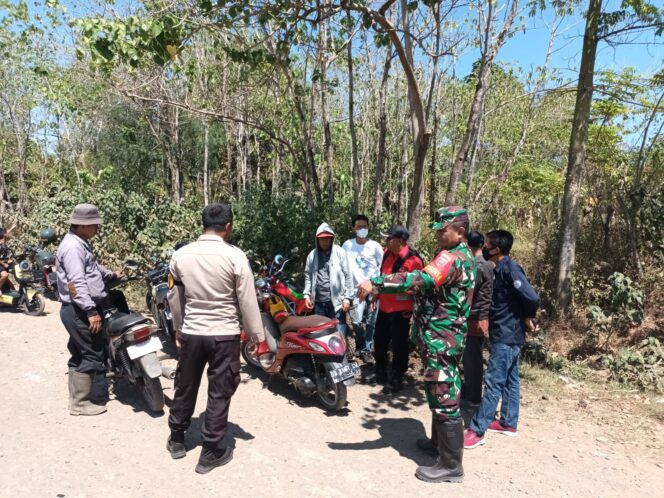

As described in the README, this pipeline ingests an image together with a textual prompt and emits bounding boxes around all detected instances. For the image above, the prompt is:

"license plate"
[329,362,361,384]
[126,336,162,360]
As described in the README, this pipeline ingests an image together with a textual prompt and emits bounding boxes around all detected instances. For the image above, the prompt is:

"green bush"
[586,272,644,349]
[602,338,664,393]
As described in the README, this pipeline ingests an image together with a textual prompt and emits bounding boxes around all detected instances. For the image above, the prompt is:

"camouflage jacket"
[371,242,477,351]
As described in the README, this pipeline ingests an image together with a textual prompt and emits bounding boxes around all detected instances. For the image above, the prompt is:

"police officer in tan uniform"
[166,203,266,475]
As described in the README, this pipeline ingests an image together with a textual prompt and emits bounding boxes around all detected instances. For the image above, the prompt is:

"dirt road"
[1,300,662,497]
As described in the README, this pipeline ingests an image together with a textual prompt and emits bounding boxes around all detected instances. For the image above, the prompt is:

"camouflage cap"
[430,206,469,231]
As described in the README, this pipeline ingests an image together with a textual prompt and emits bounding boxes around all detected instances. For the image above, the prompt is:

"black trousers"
[60,303,107,374]
[374,310,411,381]
[461,335,485,404]
[168,334,241,446]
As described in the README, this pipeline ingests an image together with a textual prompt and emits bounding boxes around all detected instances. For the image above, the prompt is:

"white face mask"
[356,228,369,239]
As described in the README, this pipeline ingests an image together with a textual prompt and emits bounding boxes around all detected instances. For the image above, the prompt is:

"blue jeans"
[470,342,521,435]
[314,301,348,336]
[350,297,378,353]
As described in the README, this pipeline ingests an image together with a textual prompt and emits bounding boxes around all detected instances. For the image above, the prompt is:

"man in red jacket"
[370,224,423,394]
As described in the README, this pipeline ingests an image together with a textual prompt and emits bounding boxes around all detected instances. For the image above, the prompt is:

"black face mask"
[482,247,496,260]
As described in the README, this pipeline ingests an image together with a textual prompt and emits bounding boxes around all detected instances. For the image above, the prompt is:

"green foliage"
[602,338,664,393]
[640,184,664,258]
[233,188,354,270]
[21,187,200,268]
[73,14,185,69]
[586,272,644,349]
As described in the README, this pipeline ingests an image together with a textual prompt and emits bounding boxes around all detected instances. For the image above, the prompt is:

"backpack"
[386,246,423,274]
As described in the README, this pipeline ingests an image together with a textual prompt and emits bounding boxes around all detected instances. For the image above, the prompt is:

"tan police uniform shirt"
[167,234,265,341]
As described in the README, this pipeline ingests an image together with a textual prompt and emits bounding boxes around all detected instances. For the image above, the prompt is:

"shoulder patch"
[168,272,183,289]
[514,280,522,289]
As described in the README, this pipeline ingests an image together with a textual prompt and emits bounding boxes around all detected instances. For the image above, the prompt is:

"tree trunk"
[347,10,360,212]
[169,107,182,203]
[444,0,520,206]
[555,0,602,313]
[400,0,428,242]
[373,48,392,219]
[319,4,335,203]
[203,120,210,205]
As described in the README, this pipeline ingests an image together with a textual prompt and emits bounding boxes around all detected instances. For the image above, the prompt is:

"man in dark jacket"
[461,231,494,405]
[464,230,540,449]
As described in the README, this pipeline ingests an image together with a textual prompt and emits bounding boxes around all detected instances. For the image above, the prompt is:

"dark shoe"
[167,435,186,459]
[361,351,375,364]
[363,372,377,385]
[415,418,464,483]
[416,416,438,455]
[382,378,403,395]
[195,445,234,474]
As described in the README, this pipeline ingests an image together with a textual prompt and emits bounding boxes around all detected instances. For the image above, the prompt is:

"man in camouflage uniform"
[358,206,476,483]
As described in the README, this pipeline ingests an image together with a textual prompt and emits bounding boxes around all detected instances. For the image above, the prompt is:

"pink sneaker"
[487,420,518,437]
[464,429,486,449]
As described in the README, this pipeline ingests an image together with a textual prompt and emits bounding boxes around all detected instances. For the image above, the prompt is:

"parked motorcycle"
[144,257,174,343]
[22,243,58,300]
[99,262,170,413]
[0,248,46,316]
[241,255,360,411]
[255,254,357,358]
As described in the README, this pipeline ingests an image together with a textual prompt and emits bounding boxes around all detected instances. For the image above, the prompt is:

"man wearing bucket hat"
[358,206,476,484]
[56,203,123,416]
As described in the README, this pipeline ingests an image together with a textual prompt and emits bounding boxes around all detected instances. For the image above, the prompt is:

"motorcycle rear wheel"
[240,340,262,370]
[158,308,175,343]
[140,373,165,412]
[24,293,45,316]
[316,365,347,411]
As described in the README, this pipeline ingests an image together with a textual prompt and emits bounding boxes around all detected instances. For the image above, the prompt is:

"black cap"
[380,224,410,241]
[467,230,484,249]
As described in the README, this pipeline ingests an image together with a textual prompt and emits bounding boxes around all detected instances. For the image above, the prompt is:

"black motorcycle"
[144,257,174,344]
[22,244,58,300]
[100,263,171,413]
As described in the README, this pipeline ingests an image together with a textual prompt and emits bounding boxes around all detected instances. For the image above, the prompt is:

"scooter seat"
[106,312,150,336]
[279,314,338,334]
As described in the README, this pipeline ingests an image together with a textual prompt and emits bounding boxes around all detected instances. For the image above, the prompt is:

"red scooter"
[241,255,359,411]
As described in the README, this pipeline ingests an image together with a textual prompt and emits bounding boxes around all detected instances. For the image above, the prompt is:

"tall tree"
[444,0,520,205]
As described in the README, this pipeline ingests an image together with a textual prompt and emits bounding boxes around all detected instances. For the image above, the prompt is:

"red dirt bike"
[241,255,359,411]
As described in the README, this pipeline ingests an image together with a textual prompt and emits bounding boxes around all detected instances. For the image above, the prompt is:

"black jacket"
[468,255,494,321]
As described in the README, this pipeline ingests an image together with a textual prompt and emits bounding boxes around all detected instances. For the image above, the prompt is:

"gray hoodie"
[303,223,354,311]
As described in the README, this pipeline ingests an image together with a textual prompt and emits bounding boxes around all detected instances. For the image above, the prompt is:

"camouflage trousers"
[417,325,465,422]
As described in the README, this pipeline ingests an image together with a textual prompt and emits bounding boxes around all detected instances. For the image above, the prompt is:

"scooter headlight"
[328,335,345,356]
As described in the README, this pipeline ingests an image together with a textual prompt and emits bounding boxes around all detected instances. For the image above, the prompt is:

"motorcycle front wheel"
[140,373,165,412]
[24,293,45,316]
[316,364,347,411]
[240,340,263,370]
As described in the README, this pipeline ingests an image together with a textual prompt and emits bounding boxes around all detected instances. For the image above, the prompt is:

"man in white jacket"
[303,222,353,335]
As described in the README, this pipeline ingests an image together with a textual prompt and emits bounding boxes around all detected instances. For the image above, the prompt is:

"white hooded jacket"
[303,223,354,311]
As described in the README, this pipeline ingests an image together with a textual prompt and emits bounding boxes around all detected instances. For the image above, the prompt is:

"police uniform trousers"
[168,334,241,446]
[60,303,107,374]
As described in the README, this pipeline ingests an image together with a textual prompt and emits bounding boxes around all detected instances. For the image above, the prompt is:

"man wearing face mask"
[342,214,383,363]
[464,229,540,450]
